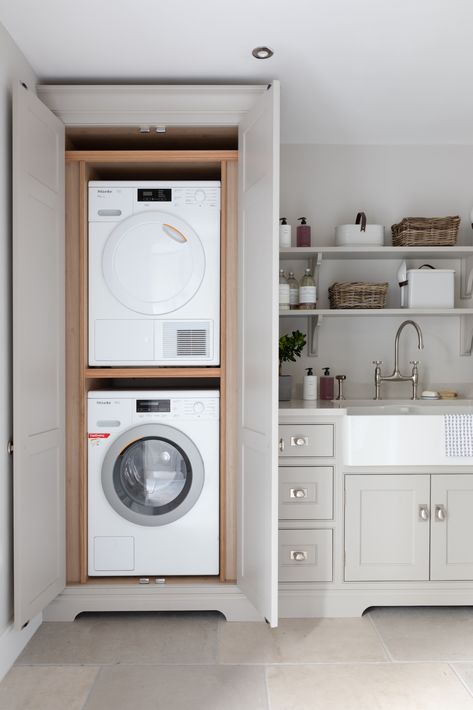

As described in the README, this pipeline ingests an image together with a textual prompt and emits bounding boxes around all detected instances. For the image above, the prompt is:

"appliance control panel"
[89,182,221,220]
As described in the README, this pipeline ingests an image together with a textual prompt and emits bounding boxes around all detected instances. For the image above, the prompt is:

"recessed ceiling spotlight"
[252,46,274,60]
[155,126,166,134]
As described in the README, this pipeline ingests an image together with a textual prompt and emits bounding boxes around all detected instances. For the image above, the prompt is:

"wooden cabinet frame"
[65,149,239,585]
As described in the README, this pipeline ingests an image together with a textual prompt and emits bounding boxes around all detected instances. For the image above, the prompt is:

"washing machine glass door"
[101,424,205,527]
[102,210,206,315]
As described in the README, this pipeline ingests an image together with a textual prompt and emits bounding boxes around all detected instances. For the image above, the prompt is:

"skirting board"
[43,584,262,622]
[0,614,41,681]
[279,587,473,618]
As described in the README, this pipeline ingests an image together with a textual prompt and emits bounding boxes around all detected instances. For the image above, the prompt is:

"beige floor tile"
[267,663,473,710]
[218,617,387,664]
[17,611,219,665]
[83,664,268,710]
[451,664,473,696]
[0,665,98,710]
[369,607,473,661]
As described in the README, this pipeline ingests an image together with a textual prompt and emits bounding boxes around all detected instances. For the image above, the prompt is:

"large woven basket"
[391,216,460,247]
[329,282,388,309]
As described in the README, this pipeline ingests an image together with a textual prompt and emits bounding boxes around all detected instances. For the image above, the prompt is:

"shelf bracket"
[307,314,323,357]
[460,255,473,301]
[460,313,473,356]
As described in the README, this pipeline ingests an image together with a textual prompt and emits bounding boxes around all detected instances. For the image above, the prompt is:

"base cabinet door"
[430,474,473,581]
[345,474,430,582]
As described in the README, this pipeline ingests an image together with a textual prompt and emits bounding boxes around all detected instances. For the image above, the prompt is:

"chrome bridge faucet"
[373,320,424,400]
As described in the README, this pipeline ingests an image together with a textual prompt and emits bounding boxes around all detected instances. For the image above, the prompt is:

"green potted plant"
[279,329,307,401]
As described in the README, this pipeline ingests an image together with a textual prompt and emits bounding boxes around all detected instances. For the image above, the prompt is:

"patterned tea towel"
[444,414,473,456]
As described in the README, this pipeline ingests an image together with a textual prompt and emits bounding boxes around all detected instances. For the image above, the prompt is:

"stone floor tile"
[218,616,387,664]
[16,611,219,665]
[0,665,98,710]
[267,663,473,710]
[369,607,473,661]
[84,664,268,710]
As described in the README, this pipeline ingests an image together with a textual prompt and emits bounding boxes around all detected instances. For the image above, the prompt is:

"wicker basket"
[328,282,388,309]
[391,216,460,247]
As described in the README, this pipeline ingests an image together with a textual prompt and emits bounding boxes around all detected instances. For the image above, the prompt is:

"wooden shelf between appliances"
[84,367,221,379]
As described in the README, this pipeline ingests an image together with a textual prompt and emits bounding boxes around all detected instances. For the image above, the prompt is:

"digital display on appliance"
[137,188,172,202]
[136,399,171,413]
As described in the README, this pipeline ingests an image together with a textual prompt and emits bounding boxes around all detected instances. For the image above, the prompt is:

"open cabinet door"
[12,83,65,628]
[237,82,280,626]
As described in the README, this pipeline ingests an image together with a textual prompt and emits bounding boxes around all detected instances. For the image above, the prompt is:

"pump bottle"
[303,367,317,400]
[319,367,334,400]
[296,217,311,247]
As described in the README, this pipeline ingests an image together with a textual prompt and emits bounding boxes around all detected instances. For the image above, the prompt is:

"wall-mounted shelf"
[280,246,473,260]
[280,308,473,317]
[279,246,473,357]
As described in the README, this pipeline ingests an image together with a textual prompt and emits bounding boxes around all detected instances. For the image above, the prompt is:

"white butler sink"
[344,400,473,466]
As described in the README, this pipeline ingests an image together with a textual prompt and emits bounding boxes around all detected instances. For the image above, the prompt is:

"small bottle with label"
[279,218,292,247]
[299,268,316,309]
[279,269,290,311]
[287,271,299,309]
[296,217,311,247]
[319,367,334,400]
[303,367,317,401]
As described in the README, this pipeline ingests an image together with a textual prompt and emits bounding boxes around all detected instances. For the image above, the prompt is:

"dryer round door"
[101,423,205,527]
[102,210,206,315]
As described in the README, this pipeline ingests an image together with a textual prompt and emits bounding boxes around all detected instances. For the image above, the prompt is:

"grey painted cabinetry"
[345,473,473,582]
[278,422,335,583]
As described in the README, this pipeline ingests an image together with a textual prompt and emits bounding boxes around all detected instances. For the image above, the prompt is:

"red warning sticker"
[88,433,111,439]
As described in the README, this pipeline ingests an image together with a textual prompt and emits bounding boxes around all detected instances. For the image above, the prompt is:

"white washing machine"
[88,390,219,576]
[88,181,220,366]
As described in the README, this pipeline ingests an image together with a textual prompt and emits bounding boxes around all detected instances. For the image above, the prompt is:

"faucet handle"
[372,360,383,366]
[410,360,420,366]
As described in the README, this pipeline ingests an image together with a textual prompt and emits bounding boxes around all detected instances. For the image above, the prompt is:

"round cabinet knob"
[194,189,206,203]
[193,401,205,415]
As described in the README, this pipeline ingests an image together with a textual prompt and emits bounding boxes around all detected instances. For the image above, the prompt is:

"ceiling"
[2,0,473,144]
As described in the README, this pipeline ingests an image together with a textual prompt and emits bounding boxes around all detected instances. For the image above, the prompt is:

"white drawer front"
[279,467,333,520]
[279,529,333,582]
[279,424,334,458]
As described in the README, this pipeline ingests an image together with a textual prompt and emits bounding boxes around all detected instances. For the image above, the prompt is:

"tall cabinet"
[12,83,280,628]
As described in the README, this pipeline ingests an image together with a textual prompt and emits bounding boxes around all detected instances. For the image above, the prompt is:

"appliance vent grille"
[163,322,210,359]
[177,329,208,356]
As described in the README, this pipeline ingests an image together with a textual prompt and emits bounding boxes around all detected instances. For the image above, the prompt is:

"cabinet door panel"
[13,83,65,628]
[345,475,430,582]
[431,474,473,580]
[237,82,279,626]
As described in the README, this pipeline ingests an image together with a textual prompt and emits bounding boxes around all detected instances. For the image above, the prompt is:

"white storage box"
[400,266,455,308]
[335,211,384,246]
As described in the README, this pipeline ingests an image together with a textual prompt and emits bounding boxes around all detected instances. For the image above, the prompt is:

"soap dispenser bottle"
[296,217,311,247]
[303,367,317,400]
[319,367,334,400]
[279,217,292,247]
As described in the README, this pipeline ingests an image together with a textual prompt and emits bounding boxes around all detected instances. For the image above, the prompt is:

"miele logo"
[97,189,112,194]
[96,400,112,405]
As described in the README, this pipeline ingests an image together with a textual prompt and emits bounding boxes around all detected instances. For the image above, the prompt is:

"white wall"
[0,21,38,668]
[280,144,473,399]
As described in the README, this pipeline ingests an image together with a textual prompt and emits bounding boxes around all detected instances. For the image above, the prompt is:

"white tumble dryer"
[88,181,220,366]
[88,390,219,576]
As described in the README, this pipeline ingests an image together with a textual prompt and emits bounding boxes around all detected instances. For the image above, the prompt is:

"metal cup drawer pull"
[290,550,308,562]
[435,504,447,522]
[291,436,309,447]
[290,487,308,500]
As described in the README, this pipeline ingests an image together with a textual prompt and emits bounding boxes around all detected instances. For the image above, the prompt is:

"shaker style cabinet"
[345,474,473,582]
[278,421,335,584]
[12,82,280,629]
